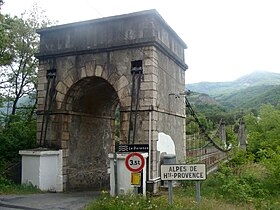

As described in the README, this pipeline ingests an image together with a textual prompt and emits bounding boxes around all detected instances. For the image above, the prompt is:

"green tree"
[0,4,54,172]
[244,104,280,190]
[0,4,52,116]
[0,14,14,67]
[0,111,36,164]
[245,104,280,158]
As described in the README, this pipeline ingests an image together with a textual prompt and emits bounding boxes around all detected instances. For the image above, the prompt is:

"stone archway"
[36,10,188,193]
[63,76,119,190]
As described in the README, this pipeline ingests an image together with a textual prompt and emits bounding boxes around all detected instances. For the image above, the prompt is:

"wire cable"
[185,95,231,152]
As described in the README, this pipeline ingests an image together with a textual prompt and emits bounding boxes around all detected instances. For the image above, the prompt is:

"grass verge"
[86,188,254,210]
[0,176,41,195]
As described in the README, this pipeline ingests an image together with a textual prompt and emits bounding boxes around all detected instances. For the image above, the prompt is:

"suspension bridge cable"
[185,95,231,152]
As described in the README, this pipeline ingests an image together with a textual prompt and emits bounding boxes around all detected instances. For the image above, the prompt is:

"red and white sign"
[125,152,145,172]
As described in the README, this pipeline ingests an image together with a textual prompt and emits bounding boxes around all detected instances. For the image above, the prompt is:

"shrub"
[0,175,40,194]
[0,113,37,166]
[86,191,175,210]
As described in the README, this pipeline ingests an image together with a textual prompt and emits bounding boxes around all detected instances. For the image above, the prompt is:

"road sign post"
[196,181,201,207]
[161,164,206,206]
[168,180,173,205]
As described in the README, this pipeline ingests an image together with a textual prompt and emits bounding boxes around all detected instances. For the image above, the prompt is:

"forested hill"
[187,71,280,96]
[216,85,280,109]
[186,71,280,110]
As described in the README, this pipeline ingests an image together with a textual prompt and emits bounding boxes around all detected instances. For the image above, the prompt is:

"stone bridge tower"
[36,10,187,192]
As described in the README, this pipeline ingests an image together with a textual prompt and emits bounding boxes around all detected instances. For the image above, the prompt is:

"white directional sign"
[161,164,206,181]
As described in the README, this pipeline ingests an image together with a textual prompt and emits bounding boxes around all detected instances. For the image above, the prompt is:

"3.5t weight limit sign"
[125,152,145,172]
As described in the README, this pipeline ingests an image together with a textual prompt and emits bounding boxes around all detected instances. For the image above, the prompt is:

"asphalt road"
[0,191,99,210]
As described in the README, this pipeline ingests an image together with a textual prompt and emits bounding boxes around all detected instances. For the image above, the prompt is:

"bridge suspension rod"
[128,61,143,144]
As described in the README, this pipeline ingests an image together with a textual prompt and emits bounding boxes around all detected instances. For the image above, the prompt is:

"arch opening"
[64,76,119,190]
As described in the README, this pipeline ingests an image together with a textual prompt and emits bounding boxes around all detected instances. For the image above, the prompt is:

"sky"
[2,0,280,84]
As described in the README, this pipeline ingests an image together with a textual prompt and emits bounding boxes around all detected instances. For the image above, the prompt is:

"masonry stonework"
[36,10,187,192]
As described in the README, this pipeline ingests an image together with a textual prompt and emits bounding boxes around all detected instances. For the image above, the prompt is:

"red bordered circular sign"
[125,152,145,172]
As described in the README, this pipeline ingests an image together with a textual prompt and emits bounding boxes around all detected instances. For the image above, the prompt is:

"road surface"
[0,191,99,210]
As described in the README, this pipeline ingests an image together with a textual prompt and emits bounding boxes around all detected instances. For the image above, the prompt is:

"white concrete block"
[19,149,63,192]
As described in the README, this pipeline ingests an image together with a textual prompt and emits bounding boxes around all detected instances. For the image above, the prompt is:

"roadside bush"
[264,149,280,192]
[0,175,40,194]
[204,151,269,203]
[0,113,36,164]
[0,112,37,179]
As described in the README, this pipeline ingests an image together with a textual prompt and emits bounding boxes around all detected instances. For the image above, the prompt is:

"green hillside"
[187,71,280,97]
[234,71,280,86]
[187,71,280,111]
[216,85,280,109]
[186,91,237,126]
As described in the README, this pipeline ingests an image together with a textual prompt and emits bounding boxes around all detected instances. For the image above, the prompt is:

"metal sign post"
[114,152,118,195]
[196,181,201,207]
[168,180,173,205]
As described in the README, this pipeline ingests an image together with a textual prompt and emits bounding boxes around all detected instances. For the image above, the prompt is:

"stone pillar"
[238,118,247,150]
[219,119,227,146]
[35,10,187,192]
